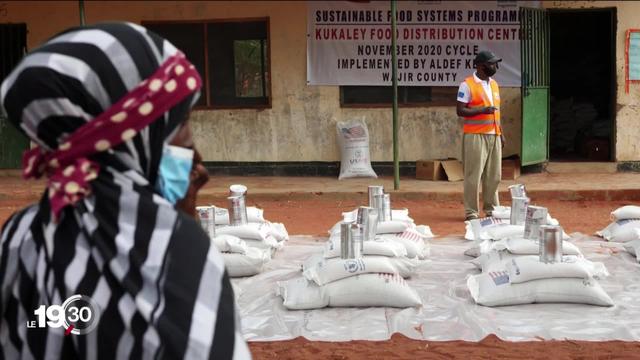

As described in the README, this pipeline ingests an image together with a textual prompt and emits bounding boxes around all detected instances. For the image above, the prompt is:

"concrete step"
[546,162,617,174]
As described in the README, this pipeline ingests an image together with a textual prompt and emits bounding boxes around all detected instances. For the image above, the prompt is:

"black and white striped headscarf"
[0,22,250,359]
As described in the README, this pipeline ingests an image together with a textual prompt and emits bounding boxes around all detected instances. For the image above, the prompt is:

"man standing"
[456,50,505,221]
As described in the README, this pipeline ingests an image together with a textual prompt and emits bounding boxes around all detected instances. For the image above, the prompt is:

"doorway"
[548,8,616,162]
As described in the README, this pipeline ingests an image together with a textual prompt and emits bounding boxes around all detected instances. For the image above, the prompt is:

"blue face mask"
[155,144,194,204]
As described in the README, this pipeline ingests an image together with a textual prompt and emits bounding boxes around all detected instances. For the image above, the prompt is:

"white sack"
[377,220,413,234]
[324,237,408,258]
[491,206,511,219]
[415,225,435,238]
[469,240,583,272]
[215,206,265,225]
[611,205,640,221]
[212,234,248,254]
[470,250,518,271]
[624,239,639,256]
[492,238,581,256]
[596,219,640,242]
[342,208,413,223]
[268,222,289,242]
[243,239,283,253]
[277,274,422,310]
[467,272,613,307]
[216,223,281,249]
[329,219,413,237]
[505,256,608,284]
[471,251,599,275]
[336,119,377,180]
[223,247,271,278]
[302,256,418,286]
[491,206,560,225]
[466,217,509,241]
[486,225,525,240]
[379,228,430,259]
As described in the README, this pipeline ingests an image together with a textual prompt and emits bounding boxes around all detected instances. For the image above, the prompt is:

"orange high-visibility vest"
[462,76,501,135]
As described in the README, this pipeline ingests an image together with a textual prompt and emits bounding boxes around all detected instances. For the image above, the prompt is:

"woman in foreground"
[0,22,250,359]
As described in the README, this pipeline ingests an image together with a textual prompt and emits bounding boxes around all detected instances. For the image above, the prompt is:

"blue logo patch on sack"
[489,271,510,286]
[344,259,362,273]
[458,91,465,98]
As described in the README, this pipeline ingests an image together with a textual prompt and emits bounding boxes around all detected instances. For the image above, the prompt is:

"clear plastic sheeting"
[232,235,640,342]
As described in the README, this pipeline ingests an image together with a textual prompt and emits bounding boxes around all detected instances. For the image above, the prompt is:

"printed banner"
[307,1,540,87]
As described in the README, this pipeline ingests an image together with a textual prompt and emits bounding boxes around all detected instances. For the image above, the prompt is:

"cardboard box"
[416,159,463,181]
[441,159,463,182]
[416,160,446,180]
[502,158,521,180]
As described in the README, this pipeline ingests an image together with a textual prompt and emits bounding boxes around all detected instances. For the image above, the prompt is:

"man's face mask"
[483,63,498,77]
[155,144,194,204]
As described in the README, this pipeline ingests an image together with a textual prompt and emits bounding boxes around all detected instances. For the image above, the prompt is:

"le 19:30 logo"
[27,295,101,335]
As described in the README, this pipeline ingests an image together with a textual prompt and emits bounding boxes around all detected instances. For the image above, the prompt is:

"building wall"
[0,1,522,163]
[6,1,640,163]
[543,1,640,161]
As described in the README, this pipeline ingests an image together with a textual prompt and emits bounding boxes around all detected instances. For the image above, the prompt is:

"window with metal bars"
[145,19,271,109]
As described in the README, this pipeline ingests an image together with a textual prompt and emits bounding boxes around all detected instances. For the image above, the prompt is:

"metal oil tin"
[351,223,363,258]
[382,194,392,221]
[356,206,378,241]
[340,221,363,259]
[524,205,548,239]
[228,195,248,226]
[508,184,527,199]
[368,185,384,208]
[373,194,392,222]
[229,184,248,197]
[539,225,563,263]
[510,196,529,225]
[196,205,216,238]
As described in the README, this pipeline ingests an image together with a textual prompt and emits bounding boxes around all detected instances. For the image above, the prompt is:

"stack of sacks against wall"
[277,208,429,310]
[597,205,640,243]
[211,206,289,277]
[464,217,612,307]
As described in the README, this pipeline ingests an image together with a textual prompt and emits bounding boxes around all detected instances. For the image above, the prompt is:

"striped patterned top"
[0,22,250,359]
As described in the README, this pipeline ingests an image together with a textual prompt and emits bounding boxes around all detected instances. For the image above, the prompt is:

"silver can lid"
[229,184,247,194]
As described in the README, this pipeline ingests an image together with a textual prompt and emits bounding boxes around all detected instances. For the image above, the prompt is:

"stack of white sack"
[465,206,565,242]
[467,255,613,307]
[212,206,289,278]
[465,216,613,307]
[276,207,429,310]
[277,252,422,310]
[212,234,271,278]
[214,206,289,245]
[596,205,640,243]
[463,218,570,258]
[329,208,434,259]
[468,237,584,272]
[595,205,640,263]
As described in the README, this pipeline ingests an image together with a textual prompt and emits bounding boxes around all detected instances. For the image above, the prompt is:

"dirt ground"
[2,193,639,359]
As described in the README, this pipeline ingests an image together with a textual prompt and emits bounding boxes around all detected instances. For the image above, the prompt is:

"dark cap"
[473,50,502,65]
